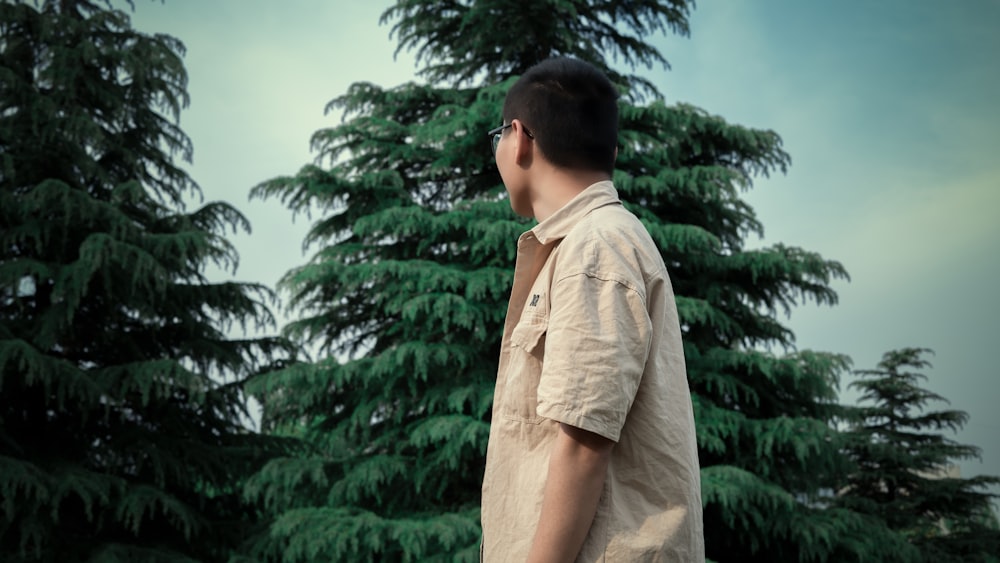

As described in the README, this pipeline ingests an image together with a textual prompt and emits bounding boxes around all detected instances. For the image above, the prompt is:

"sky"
[129,1,1000,495]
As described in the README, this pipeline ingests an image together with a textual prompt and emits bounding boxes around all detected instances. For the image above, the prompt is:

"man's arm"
[526,423,614,563]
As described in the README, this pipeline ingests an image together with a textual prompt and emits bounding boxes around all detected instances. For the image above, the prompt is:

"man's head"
[501,57,619,176]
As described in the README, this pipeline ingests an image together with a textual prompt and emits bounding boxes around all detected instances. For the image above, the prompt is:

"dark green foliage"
[614,100,918,561]
[383,0,691,96]
[0,1,293,561]
[837,348,1000,562]
[245,1,911,561]
[242,78,509,563]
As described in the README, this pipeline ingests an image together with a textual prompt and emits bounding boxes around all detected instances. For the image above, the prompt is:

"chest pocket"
[501,313,548,424]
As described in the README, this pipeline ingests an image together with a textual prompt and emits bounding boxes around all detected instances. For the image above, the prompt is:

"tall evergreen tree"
[837,348,1000,562]
[245,1,909,561]
[0,1,292,561]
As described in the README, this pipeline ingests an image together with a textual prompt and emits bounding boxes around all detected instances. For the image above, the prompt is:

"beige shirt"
[481,181,704,562]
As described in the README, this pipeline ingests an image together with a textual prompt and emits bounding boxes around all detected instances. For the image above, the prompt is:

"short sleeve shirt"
[481,181,704,562]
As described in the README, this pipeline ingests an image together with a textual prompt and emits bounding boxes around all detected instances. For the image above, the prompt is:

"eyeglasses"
[487,123,534,155]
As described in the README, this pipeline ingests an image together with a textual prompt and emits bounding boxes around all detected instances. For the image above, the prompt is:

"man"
[480,57,705,562]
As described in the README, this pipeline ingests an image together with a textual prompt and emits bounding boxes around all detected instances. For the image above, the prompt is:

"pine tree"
[837,348,1000,562]
[0,1,293,561]
[245,1,909,561]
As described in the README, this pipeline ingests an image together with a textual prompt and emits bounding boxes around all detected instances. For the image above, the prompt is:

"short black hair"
[502,57,619,175]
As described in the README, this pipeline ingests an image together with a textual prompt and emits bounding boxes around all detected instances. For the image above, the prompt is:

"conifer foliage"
[837,348,1000,562]
[246,1,904,561]
[0,1,291,560]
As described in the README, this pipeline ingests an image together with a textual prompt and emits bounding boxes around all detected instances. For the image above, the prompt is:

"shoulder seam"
[553,271,648,304]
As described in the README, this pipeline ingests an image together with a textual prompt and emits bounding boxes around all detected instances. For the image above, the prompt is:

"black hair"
[502,57,619,175]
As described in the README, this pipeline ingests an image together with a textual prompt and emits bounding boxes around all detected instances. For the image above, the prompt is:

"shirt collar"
[530,180,621,245]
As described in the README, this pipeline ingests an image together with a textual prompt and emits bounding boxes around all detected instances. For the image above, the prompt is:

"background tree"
[837,348,1000,562]
[0,1,292,560]
[244,0,911,561]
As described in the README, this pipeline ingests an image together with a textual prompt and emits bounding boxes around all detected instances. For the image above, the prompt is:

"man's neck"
[530,168,612,223]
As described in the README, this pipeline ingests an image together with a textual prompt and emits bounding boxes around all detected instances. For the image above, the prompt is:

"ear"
[510,119,534,167]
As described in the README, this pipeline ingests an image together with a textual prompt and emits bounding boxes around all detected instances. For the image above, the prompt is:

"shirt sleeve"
[536,271,652,442]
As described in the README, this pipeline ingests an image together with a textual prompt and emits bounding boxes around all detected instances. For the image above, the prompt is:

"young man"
[480,57,705,562]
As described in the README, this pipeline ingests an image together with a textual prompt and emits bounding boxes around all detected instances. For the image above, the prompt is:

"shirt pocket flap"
[510,315,548,354]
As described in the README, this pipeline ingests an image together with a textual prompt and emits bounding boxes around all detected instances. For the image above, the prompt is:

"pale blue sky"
[130,1,1000,493]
